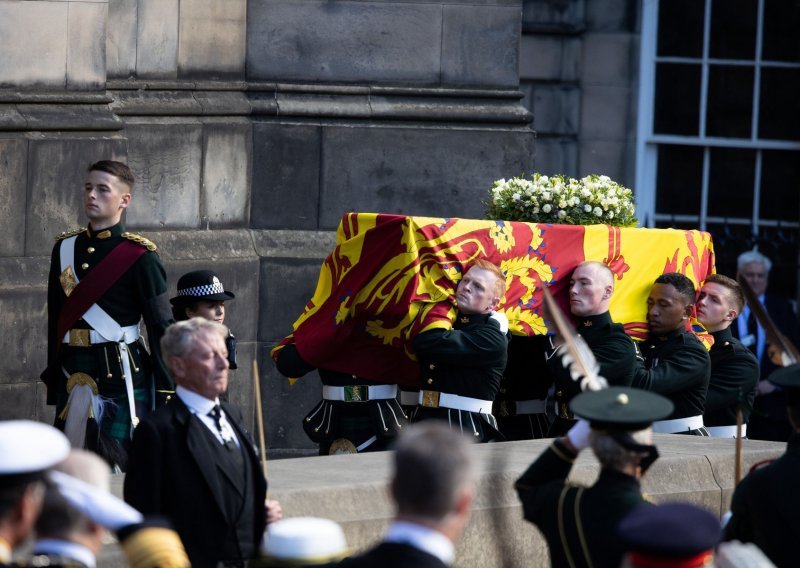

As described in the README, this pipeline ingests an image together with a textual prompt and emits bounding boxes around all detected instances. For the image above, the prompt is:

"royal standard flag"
[272,214,715,387]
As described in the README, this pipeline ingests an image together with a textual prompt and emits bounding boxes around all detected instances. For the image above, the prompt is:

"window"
[636,0,800,295]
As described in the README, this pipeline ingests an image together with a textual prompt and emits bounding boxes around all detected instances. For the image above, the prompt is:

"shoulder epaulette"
[122,231,158,252]
[55,227,86,241]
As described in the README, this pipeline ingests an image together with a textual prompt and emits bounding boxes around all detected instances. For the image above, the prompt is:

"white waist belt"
[653,415,704,434]
[707,424,747,438]
[516,399,547,415]
[400,390,420,406]
[322,385,398,401]
[418,391,493,414]
[62,324,141,345]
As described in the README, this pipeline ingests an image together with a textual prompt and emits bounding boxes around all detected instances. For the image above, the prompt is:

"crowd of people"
[9,159,797,566]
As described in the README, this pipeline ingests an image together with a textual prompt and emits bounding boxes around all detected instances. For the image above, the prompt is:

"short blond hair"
[467,259,507,298]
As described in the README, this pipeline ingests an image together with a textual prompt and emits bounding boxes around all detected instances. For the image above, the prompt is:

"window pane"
[707,148,755,218]
[658,0,705,58]
[706,222,756,276]
[656,145,703,215]
[707,65,754,138]
[709,0,757,60]
[654,63,701,135]
[763,0,800,63]
[759,68,800,141]
[760,150,800,220]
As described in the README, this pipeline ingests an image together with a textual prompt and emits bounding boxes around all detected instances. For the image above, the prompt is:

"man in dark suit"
[733,250,800,441]
[725,364,800,567]
[340,422,476,568]
[696,274,759,438]
[516,387,673,568]
[411,259,510,442]
[124,318,282,568]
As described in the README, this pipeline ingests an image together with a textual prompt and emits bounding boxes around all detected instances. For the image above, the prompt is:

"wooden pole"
[253,359,268,479]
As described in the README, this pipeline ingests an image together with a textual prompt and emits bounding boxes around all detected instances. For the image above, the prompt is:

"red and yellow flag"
[272,214,715,386]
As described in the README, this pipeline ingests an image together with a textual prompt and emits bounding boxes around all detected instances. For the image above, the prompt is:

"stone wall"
[0,0,535,452]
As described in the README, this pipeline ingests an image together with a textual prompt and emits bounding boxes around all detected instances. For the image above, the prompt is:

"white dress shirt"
[33,538,96,568]
[176,386,240,448]
[384,520,455,565]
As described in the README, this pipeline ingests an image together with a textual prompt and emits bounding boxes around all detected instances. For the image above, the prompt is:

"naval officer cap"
[170,270,235,306]
[618,502,721,567]
[257,517,349,567]
[0,420,70,487]
[570,386,674,431]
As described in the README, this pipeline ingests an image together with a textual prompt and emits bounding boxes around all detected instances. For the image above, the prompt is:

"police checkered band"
[176,277,225,298]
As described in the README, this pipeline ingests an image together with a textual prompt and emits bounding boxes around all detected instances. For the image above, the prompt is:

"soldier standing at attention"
[547,261,637,437]
[411,259,510,442]
[632,273,711,435]
[695,274,759,438]
[41,161,173,469]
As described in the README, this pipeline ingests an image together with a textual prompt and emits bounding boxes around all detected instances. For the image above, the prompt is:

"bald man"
[547,262,637,436]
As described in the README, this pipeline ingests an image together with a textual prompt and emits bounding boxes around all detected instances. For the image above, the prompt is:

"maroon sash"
[56,240,147,345]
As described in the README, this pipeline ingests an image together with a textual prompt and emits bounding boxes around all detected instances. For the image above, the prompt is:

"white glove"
[489,311,509,334]
[50,470,143,531]
[566,419,592,452]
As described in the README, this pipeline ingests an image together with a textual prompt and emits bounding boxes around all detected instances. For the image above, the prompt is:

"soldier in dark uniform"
[41,161,173,468]
[411,259,510,442]
[274,343,407,455]
[696,274,759,438]
[632,273,711,435]
[724,364,800,567]
[547,261,637,437]
[516,387,673,568]
[493,335,552,440]
[171,270,238,370]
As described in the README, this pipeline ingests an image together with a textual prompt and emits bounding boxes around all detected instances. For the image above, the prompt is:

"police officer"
[412,259,510,442]
[724,363,800,567]
[516,387,673,568]
[170,270,238,370]
[632,273,711,435]
[547,261,637,436]
[696,274,759,438]
[41,161,173,468]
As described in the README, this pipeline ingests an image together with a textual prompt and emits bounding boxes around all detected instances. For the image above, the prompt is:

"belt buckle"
[558,401,572,419]
[68,329,91,347]
[344,385,368,402]
[421,390,440,408]
[496,400,513,417]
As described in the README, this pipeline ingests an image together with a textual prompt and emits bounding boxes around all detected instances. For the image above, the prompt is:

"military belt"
[497,398,547,417]
[418,390,492,414]
[322,384,397,402]
[652,414,704,433]
[399,390,420,406]
[62,324,140,347]
[706,424,746,438]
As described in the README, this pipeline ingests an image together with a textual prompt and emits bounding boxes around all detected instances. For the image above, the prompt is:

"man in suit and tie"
[340,422,476,568]
[734,250,800,441]
[124,318,282,567]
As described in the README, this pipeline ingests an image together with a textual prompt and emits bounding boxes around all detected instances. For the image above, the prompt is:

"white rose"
[558,210,567,219]
[542,204,552,213]
[584,204,592,212]
[512,192,521,201]
[558,200,567,208]
[607,210,615,218]
[532,206,540,214]
[593,207,603,217]
[542,191,551,201]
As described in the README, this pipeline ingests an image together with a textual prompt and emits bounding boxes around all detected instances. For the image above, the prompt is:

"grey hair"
[737,250,772,272]
[161,318,229,361]
[391,422,475,522]
[590,428,652,472]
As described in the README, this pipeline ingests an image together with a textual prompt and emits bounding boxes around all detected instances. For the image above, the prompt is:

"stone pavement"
[100,435,783,567]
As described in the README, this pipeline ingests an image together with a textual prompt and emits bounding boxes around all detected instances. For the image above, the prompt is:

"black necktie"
[747,311,758,355]
[208,405,236,450]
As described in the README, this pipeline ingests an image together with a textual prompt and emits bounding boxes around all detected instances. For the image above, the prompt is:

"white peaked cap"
[262,517,348,562]
[0,420,70,475]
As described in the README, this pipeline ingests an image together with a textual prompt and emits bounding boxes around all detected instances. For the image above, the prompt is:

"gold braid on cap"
[120,527,190,568]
